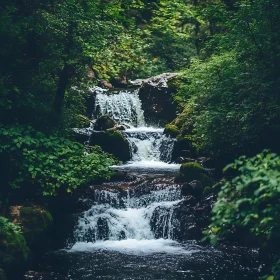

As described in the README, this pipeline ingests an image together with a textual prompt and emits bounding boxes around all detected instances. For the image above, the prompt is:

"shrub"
[0,125,118,196]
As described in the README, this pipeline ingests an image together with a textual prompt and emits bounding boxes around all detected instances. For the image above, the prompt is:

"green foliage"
[175,162,210,184]
[206,150,280,277]
[173,0,280,162]
[206,150,280,243]
[0,216,30,273]
[0,125,118,196]
[164,124,180,138]
[0,217,22,235]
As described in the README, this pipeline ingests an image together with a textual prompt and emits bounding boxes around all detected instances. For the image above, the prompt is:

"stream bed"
[24,88,262,280]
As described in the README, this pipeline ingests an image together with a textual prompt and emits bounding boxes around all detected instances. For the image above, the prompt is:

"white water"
[71,239,199,255]
[92,87,180,170]
[72,87,183,254]
[93,87,145,127]
[72,187,185,254]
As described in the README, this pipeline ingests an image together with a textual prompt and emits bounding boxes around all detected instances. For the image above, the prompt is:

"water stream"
[25,88,261,279]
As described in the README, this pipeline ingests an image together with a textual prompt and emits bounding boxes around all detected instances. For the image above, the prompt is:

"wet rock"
[115,124,128,131]
[174,157,195,164]
[175,162,212,186]
[71,128,92,144]
[9,205,53,249]
[171,136,192,160]
[138,73,179,124]
[89,130,131,162]
[110,171,128,181]
[202,187,213,197]
[172,202,199,240]
[181,181,204,200]
[94,115,116,131]
[98,79,113,89]
[181,183,193,196]
[163,124,180,138]
[183,195,197,207]
[0,220,31,275]
[96,218,109,240]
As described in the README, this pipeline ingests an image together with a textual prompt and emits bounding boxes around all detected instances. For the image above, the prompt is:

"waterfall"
[72,183,184,253]
[91,87,179,169]
[70,86,183,254]
[92,87,145,127]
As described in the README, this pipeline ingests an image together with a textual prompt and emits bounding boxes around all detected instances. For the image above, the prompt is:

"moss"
[0,269,7,280]
[105,130,123,140]
[163,124,180,138]
[166,75,180,90]
[202,186,212,197]
[0,226,30,274]
[175,162,208,183]
[90,130,130,162]
[94,115,115,131]
[110,171,127,181]
[171,109,194,135]
[199,173,213,186]
[18,207,53,248]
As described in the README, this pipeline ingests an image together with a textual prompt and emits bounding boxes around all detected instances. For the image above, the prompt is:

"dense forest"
[1,0,280,279]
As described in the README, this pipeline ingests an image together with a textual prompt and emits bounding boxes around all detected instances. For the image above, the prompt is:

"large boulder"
[9,205,53,250]
[175,162,213,186]
[94,115,116,131]
[89,130,131,162]
[163,124,180,138]
[0,217,31,276]
[136,73,179,125]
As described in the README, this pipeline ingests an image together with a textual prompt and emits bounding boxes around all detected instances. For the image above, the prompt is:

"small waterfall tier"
[72,180,186,254]
[92,87,145,127]
[91,87,180,171]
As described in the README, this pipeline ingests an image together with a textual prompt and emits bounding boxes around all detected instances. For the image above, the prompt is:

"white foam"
[70,239,199,255]
[112,161,180,170]
[125,127,164,133]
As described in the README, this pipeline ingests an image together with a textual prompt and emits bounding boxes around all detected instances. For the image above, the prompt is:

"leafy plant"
[0,217,22,234]
[206,150,280,242]
[0,125,118,196]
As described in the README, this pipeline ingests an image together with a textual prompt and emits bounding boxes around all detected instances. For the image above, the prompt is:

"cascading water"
[26,86,261,280]
[69,87,184,253]
[72,183,183,253]
[92,86,180,171]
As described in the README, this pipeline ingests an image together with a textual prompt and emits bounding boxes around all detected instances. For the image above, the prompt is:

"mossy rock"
[0,269,7,280]
[163,124,180,138]
[171,109,194,135]
[175,162,211,185]
[202,186,213,197]
[110,171,127,181]
[9,206,53,249]
[0,227,31,274]
[94,115,115,131]
[89,130,130,162]
[199,173,213,186]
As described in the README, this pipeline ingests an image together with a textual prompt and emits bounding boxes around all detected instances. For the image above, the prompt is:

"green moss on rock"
[175,162,210,184]
[171,109,194,135]
[0,219,31,274]
[110,171,127,181]
[19,207,53,247]
[94,115,115,131]
[9,206,53,249]
[89,130,130,162]
[202,186,212,197]
[164,124,180,138]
